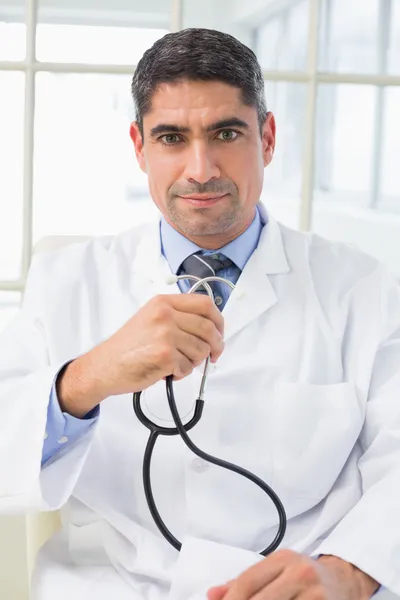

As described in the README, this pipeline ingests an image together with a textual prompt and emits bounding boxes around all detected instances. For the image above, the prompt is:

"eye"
[160,134,181,145]
[216,130,239,142]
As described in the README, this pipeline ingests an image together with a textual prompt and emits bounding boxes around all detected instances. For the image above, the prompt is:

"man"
[0,28,399,600]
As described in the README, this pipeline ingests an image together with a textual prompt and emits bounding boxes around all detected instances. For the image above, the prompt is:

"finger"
[250,571,300,600]
[175,330,214,365]
[171,350,198,380]
[231,554,319,600]
[174,313,224,360]
[223,559,284,600]
[169,294,225,337]
[207,583,231,600]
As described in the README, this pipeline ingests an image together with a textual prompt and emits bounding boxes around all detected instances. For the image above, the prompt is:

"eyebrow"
[149,117,250,138]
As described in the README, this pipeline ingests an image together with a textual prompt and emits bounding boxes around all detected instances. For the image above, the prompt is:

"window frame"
[0,0,400,293]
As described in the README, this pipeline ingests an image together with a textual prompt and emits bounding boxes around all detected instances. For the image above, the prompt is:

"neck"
[170,208,257,250]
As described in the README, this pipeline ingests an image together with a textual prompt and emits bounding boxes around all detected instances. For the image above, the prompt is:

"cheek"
[224,144,264,198]
[145,152,166,183]
[145,147,182,183]
[145,151,181,205]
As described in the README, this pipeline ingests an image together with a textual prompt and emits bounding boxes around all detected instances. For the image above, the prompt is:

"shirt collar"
[160,205,265,274]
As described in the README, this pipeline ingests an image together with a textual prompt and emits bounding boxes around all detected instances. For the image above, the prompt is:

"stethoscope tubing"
[132,274,287,555]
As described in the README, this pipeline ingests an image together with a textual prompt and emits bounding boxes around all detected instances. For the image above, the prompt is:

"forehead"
[144,80,256,127]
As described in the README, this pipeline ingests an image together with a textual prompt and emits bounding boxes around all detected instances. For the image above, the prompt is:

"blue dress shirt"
[41,207,265,466]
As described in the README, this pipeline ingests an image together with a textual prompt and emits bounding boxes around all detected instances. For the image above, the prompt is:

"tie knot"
[179,252,233,280]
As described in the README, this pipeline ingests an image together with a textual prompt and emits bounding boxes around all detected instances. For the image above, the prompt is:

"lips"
[179,194,227,207]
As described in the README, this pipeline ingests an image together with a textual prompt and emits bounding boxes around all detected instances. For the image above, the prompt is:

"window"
[0,21,26,61]
[319,0,380,74]
[255,0,309,71]
[36,24,168,65]
[314,84,376,205]
[33,72,157,243]
[311,0,400,275]
[1,0,400,327]
[0,72,24,281]
[262,82,307,229]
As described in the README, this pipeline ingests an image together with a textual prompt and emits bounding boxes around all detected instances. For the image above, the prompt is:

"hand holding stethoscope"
[133,274,287,555]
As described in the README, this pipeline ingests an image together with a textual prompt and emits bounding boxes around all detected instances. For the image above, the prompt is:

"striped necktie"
[178,252,234,306]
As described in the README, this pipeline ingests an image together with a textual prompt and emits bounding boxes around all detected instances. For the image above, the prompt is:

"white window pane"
[182,0,309,71]
[0,0,25,61]
[314,84,376,205]
[0,22,26,61]
[0,292,21,334]
[319,0,380,73]
[33,73,158,242]
[389,0,400,74]
[0,72,24,281]
[36,24,169,65]
[36,1,170,65]
[381,88,400,203]
[182,0,257,51]
[312,84,400,275]
[255,0,309,71]
[262,82,307,230]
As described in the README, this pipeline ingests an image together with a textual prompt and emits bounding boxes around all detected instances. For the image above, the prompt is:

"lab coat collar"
[132,202,289,277]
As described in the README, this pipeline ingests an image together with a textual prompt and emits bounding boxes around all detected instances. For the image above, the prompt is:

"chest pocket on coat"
[270,381,364,502]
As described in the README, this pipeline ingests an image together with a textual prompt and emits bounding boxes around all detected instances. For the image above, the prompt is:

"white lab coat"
[0,204,400,599]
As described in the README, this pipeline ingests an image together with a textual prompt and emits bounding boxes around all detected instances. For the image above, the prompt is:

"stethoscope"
[132,275,287,556]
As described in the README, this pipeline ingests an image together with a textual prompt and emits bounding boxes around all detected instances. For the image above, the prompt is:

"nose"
[183,141,220,184]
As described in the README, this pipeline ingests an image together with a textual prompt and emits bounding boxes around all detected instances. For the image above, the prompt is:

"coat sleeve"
[311,266,400,597]
[0,252,99,514]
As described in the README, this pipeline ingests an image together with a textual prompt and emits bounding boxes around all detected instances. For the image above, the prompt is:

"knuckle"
[155,305,172,323]
[185,364,195,376]
[195,341,211,362]
[199,293,212,306]
[216,335,224,351]
[199,295,214,314]
[294,562,319,585]
[151,296,172,319]
[201,318,215,338]
[156,344,174,365]
[179,360,194,378]
[157,324,173,343]
[309,585,327,600]
[275,549,298,564]
[150,294,165,308]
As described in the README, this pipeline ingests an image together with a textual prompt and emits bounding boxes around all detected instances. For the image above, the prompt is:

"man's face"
[130,80,275,248]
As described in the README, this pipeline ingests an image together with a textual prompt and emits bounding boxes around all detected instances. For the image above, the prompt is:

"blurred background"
[0,0,399,597]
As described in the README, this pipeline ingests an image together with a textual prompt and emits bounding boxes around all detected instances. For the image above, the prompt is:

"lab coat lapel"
[222,215,291,342]
[131,219,181,305]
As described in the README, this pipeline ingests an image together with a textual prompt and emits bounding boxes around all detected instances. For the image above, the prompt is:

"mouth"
[179,194,228,207]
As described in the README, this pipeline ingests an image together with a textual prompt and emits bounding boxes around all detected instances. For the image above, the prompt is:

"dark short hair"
[131,28,267,137]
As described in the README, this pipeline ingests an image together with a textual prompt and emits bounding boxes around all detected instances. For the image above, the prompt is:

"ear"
[262,112,276,168]
[130,121,147,173]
